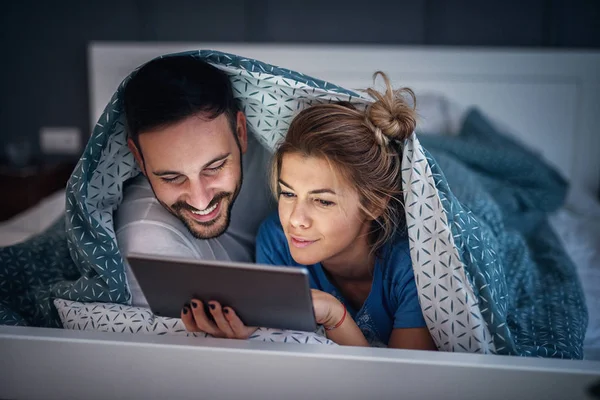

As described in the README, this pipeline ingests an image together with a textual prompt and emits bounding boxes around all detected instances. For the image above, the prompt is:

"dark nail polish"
[223,308,229,314]
[182,306,188,315]
[209,303,216,310]
[191,301,198,309]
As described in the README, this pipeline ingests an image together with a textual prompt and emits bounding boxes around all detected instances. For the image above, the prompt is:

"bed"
[1,43,599,399]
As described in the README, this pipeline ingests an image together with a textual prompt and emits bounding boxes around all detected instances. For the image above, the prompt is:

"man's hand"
[181,299,258,339]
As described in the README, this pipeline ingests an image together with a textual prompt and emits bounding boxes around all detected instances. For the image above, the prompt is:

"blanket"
[0,50,587,358]
[417,111,587,357]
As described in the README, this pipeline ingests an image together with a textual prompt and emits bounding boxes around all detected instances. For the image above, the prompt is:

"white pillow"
[53,298,334,345]
[414,91,464,135]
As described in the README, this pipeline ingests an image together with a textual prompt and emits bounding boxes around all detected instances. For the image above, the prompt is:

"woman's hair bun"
[365,71,416,145]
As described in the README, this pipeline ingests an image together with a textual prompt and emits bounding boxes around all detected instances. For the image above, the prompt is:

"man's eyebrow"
[152,154,230,176]
[278,179,337,195]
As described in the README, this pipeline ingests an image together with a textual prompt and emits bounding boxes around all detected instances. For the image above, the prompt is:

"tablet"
[127,253,317,332]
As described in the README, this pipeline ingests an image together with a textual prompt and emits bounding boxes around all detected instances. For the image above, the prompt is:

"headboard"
[88,43,600,195]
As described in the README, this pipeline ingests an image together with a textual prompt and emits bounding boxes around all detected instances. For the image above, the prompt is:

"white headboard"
[88,42,600,195]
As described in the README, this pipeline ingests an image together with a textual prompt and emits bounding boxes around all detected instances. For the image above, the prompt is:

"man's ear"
[127,138,146,176]
[235,111,248,154]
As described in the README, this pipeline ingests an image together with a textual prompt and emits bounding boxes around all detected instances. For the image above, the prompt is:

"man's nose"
[186,180,213,210]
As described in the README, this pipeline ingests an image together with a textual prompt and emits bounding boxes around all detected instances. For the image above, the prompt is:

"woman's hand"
[311,289,369,347]
[181,299,258,340]
[310,289,345,328]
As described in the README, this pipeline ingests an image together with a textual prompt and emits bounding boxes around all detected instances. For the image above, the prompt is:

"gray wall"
[1,0,599,164]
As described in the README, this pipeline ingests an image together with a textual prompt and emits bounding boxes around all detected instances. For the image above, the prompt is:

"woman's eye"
[279,191,295,198]
[316,199,334,207]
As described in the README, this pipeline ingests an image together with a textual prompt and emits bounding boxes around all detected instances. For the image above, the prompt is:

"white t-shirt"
[114,133,275,307]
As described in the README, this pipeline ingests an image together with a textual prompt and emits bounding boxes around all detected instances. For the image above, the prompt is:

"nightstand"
[0,162,76,222]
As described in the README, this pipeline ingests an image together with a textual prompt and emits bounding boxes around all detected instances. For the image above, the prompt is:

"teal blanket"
[0,51,587,358]
[420,110,588,357]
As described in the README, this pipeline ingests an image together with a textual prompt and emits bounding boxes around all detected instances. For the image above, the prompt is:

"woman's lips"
[290,235,317,248]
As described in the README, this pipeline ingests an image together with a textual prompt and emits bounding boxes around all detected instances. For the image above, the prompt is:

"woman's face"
[277,152,372,266]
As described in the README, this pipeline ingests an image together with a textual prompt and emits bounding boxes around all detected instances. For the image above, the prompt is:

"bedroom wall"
[0,0,599,169]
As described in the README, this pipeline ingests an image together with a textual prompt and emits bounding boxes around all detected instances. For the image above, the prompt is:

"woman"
[182,72,436,350]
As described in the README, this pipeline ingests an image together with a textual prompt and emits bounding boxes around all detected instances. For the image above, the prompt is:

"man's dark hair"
[123,56,238,152]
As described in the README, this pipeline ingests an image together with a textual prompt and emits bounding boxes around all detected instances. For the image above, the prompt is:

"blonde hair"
[271,71,416,255]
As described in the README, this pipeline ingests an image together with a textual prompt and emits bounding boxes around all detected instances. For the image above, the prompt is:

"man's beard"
[149,165,243,240]
[152,176,240,240]
[168,190,237,239]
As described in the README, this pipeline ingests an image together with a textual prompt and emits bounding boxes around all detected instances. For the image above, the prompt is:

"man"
[115,56,274,307]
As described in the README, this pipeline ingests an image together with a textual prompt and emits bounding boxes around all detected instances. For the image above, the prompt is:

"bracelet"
[325,304,347,331]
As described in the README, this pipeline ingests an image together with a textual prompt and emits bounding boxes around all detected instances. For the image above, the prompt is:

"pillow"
[54,298,334,345]
[414,91,462,135]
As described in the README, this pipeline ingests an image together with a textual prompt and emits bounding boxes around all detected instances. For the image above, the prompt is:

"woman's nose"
[289,202,311,229]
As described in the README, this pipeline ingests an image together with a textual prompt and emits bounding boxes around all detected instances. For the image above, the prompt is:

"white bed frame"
[3,43,599,399]
[89,43,600,195]
[1,325,599,400]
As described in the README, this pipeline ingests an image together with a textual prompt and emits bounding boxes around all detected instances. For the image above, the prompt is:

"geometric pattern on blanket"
[54,299,334,345]
[0,218,77,328]
[403,135,498,354]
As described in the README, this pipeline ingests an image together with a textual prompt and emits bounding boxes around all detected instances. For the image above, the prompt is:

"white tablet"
[127,253,317,332]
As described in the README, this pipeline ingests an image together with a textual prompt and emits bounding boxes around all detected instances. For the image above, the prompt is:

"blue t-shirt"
[256,212,426,347]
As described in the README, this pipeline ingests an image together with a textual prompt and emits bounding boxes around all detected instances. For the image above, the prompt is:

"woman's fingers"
[207,301,235,338]
[223,307,258,338]
[189,299,222,337]
[181,299,254,340]
[180,304,199,332]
